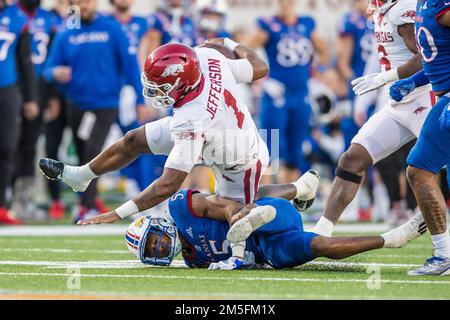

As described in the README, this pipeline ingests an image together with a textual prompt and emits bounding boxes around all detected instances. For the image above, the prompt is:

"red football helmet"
[141,43,202,108]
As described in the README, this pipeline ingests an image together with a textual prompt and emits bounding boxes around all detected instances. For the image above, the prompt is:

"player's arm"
[311,31,330,68]
[16,29,37,104]
[396,23,423,79]
[203,37,268,82]
[335,34,355,81]
[138,29,162,68]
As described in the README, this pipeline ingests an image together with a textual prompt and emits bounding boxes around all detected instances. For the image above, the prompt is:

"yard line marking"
[0,248,129,254]
[0,271,449,285]
[0,260,422,269]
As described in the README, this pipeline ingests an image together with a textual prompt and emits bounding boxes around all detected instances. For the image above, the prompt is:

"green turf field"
[0,227,449,300]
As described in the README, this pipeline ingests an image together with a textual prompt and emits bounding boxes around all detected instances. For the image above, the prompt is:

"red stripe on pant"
[244,168,252,204]
[254,160,262,199]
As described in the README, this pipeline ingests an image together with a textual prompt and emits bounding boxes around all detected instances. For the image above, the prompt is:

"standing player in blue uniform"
[13,0,58,220]
[43,0,145,222]
[389,0,450,276]
[0,1,37,224]
[194,0,230,45]
[336,0,374,148]
[124,173,425,269]
[107,0,162,194]
[245,0,329,183]
[43,0,69,220]
[138,0,196,67]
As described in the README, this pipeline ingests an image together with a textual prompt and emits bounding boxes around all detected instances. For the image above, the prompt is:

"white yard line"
[0,248,129,254]
[0,271,449,285]
[0,259,424,269]
[0,223,392,237]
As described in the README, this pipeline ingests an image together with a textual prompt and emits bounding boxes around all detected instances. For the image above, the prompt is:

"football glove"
[352,69,398,96]
[389,78,416,102]
[208,257,244,271]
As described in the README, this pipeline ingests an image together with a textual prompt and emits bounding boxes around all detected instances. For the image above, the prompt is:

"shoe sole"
[227,205,276,243]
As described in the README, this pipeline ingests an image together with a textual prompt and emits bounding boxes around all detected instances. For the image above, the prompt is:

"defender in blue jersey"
[124,173,426,270]
[388,0,450,276]
[336,0,375,148]
[138,0,196,67]
[246,0,329,183]
[0,1,37,225]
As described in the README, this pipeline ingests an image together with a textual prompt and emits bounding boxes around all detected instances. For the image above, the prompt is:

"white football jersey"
[372,0,416,72]
[165,47,264,174]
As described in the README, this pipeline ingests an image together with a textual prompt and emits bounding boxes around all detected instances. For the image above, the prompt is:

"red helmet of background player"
[141,43,201,108]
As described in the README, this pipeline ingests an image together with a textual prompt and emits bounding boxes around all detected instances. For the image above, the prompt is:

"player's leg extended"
[311,212,427,259]
[38,117,174,192]
[314,110,415,236]
[406,96,450,275]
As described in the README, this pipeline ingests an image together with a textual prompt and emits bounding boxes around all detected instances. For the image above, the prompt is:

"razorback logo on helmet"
[401,10,415,19]
[162,64,185,77]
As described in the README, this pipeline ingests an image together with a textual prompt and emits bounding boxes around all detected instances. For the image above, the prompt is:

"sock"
[432,231,450,259]
[312,216,334,237]
[230,241,245,258]
[63,164,97,183]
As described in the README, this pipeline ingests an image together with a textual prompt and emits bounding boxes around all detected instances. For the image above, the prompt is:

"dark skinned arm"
[397,23,423,79]
[77,168,187,225]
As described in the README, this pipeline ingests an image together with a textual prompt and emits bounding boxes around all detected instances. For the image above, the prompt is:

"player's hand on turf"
[389,78,416,102]
[77,211,121,225]
[351,73,386,95]
[208,257,244,270]
[439,103,450,131]
[23,101,39,120]
[53,66,72,84]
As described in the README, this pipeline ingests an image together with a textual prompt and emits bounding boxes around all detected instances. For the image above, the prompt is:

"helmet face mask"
[126,216,182,266]
[141,73,179,109]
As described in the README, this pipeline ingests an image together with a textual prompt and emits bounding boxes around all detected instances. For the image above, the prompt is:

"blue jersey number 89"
[276,37,313,67]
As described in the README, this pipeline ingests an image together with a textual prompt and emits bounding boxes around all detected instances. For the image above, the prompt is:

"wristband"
[115,200,139,219]
[224,37,240,52]
[381,68,399,84]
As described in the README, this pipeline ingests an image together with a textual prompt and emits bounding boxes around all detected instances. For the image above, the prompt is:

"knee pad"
[335,166,362,184]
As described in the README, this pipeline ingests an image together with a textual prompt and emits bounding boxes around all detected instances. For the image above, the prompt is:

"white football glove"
[351,69,399,96]
[208,257,244,271]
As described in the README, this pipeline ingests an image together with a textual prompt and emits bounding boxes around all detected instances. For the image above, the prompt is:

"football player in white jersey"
[312,0,436,236]
[38,40,313,225]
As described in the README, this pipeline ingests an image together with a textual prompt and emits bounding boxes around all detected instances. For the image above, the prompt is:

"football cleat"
[227,205,276,243]
[292,170,320,212]
[381,212,427,248]
[38,158,90,192]
[0,207,22,225]
[407,256,450,276]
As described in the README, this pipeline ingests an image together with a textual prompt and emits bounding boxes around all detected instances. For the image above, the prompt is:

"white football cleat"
[381,212,427,248]
[227,205,276,243]
[292,170,320,212]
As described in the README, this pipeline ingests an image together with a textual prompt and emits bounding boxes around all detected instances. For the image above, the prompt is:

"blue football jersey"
[338,11,374,79]
[18,5,56,77]
[147,10,196,47]
[0,4,28,88]
[109,15,148,56]
[168,190,232,268]
[416,0,450,93]
[257,15,316,93]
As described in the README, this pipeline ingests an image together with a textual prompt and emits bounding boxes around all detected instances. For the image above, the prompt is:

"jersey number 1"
[224,89,245,129]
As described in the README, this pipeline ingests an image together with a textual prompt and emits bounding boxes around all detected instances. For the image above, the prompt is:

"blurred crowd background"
[1,0,449,226]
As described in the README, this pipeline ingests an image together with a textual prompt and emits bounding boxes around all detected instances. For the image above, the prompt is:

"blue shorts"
[259,93,312,171]
[251,197,319,268]
[407,95,450,173]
